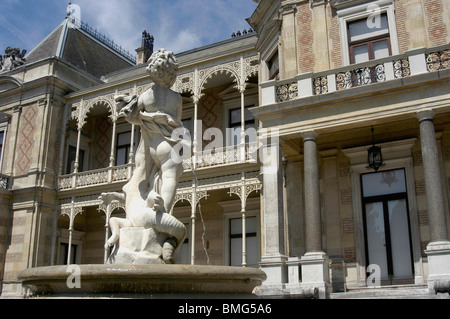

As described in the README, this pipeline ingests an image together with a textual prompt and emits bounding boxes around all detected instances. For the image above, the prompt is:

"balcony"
[57,164,132,191]
[57,142,258,192]
[260,45,450,106]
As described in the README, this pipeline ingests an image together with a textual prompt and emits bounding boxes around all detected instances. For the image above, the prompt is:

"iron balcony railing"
[57,142,258,191]
[260,44,450,106]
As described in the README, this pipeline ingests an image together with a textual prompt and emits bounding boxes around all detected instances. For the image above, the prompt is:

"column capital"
[416,108,435,123]
[301,130,319,142]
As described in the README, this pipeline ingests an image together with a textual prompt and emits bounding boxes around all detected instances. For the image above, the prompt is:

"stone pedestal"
[301,251,331,299]
[425,241,450,295]
[108,227,168,265]
[256,255,288,296]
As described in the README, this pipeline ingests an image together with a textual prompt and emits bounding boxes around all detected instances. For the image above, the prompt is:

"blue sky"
[0,0,258,57]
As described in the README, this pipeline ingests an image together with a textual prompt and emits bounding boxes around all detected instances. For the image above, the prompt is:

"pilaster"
[279,3,298,79]
[257,139,288,296]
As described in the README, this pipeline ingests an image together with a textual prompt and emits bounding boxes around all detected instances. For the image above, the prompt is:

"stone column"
[302,131,322,252]
[416,109,450,295]
[300,130,330,299]
[257,139,288,296]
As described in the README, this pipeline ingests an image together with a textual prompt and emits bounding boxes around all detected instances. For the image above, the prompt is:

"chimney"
[136,30,154,66]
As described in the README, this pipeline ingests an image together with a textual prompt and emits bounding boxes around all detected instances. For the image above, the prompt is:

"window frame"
[360,169,414,282]
[64,130,90,174]
[56,228,84,265]
[66,145,85,174]
[0,122,7,173]
[115,131,132,166]
[221,198,260,268]
[349,35,392,64]
[267,51,280,81]
[227,106,257,146]
[223,94,259,148]
[337,0,399,66]
[229,216,258,268]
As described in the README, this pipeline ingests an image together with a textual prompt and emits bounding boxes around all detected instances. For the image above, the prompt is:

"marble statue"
[0,47,27,72]
[99,49,188,265]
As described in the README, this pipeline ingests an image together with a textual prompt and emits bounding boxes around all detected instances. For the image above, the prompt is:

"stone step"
[330,285,437,299]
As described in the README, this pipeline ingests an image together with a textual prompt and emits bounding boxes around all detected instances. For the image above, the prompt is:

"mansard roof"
[25,17,135,79]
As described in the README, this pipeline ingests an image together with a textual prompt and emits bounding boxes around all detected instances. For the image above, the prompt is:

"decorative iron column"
[67,198,75,265]
[190,180,197,265]
[240,172,247,268]
[240,86,246,162]
[72,99,84,189]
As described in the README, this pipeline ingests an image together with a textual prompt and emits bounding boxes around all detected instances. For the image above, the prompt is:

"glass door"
[362,169,414,284]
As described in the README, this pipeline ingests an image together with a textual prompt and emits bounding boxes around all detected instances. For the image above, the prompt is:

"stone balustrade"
[260,44,450,106]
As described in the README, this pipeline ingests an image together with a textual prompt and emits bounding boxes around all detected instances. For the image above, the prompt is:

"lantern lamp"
[367,127,384,172]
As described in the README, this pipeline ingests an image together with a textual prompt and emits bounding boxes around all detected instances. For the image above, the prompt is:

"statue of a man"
[100,49,188,264]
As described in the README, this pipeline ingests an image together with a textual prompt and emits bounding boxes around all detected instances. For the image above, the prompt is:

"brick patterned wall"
[328,5,342,68]
[415,180,426,196]
[297,2,314,73]
[198,87,224,135]
[425,0,448,46]
[2,213,27,282]
[342,218,355,234]
[394,0,411,53]
[340,189,353,206]
[16,104,37,175]
[418,210,429,226]
[344,247,356,263]
[292,0,449,71]
[89,116,112,170]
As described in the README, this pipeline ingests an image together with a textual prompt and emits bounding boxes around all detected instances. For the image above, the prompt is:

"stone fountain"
[18,49,266,298]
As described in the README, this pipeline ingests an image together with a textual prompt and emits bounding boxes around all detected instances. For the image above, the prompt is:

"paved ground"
[330,285,449,299]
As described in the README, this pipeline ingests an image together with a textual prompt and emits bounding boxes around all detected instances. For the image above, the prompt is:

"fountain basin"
[18,264,266,298]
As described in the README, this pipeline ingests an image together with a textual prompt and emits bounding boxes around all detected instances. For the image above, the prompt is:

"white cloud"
[71,0,257,54]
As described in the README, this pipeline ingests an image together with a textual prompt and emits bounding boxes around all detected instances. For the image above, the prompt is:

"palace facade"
[0,0,449,298]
